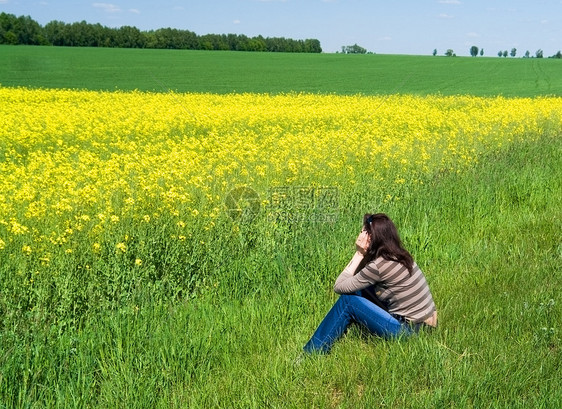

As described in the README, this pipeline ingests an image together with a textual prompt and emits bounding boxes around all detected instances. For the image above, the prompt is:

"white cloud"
[92,3,121,13]
[0,0,9,4]
[466,32,479,38]
[438,0,461,4]
[129,8,140,14]
[233,19,241,24]
[438,13,454,19]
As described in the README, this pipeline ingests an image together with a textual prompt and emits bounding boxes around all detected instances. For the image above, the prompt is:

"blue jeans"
[303,293,416,354]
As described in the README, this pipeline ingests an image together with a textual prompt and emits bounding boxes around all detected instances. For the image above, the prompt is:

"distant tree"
[536,49,543,58]
[199,33,234,50]
[553,51,562,59]
[116,25,145,48]
[341,43,367,54]
[0,12,322,53]
[0,12,20,44]
[67,21,92,46]
[445,49,455,57]
[0,13,47,45]
[498,50,502,57]
[524,50,530,58]
[3,31,18,44]
[502,50,508,57]
[433,48,437,56]
[510,48,516,57]
[44,20,65,45]
[304,39,322,53]
[470,45,479,57]
[247,36,266,52]
[480,48,484,56]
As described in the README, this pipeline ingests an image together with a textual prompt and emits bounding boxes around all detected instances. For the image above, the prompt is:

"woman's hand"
[334,230,371,288]
[355,230,371,255]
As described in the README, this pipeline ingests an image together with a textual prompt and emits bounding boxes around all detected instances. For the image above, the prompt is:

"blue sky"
[2,0,562,56]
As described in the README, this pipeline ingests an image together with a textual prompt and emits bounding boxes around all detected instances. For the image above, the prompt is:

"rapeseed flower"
[1,86,561,258]
[116,242,127,253]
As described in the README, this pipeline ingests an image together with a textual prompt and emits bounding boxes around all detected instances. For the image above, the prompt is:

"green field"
[1,45,561,96]
[1,46,562,408]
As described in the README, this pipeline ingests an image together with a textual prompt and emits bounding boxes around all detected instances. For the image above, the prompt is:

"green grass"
[1,134,561,408]
[1,45,562,407]
[1,45,561,96]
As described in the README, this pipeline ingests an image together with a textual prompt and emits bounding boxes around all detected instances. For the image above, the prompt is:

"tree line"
[339,44,370,54]
[0,13,322,53]
[435,45,562,59]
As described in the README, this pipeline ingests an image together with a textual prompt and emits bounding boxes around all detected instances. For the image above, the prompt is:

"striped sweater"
[333,256,436,324]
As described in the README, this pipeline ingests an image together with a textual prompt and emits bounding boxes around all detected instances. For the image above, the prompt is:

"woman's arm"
[333,230,374,294]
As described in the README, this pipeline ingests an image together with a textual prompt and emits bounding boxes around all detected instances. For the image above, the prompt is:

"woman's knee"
[336,294,361,307]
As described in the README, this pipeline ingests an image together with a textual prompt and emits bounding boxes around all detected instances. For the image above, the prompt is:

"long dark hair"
[363,213,414,273]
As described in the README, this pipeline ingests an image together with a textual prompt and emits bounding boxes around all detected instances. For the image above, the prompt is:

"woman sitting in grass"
[303,213,437,354]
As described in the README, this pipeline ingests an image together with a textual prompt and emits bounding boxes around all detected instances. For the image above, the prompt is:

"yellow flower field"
[1,87,561,255]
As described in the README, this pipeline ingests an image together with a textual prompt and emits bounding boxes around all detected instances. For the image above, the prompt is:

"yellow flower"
[22,245,32,255]
[10,220,29,235]
[116,242,127,253]
[135,258,142,266]
[2,86,562,260]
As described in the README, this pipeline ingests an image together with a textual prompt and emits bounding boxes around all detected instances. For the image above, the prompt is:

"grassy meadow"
[1,45,562,96]
[1,46,561,408]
